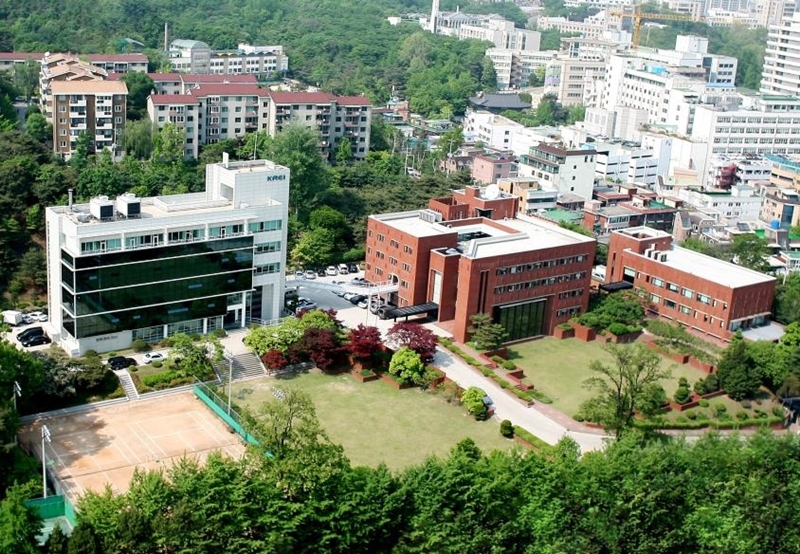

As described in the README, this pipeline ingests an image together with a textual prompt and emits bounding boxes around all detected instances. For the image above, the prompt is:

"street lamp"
[41,425,51,499]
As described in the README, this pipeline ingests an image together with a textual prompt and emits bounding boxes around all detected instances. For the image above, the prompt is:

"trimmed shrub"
[673,385,691,405]
[500,419,514,438]
[359,369,374,377]
[513,427,554,452]
[151,361,162,369]
[131,339,150,353]
[530,390,553,404]
[698,399,709,408]
[501,360,517,371]
[490,355,504,364]
[773,406,786,418]
[740,399,752,409]
[712,402,727,417]
[736,410,749,421]
[212,328,227,338]
[84,350,99,359]
[129,367,138,373]
[686,411,698,420]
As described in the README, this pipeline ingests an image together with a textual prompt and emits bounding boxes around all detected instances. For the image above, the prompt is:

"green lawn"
[506,338,707,417]
[230,371,513,470]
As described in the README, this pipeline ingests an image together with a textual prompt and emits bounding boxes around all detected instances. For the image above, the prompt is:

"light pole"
[12,381,21,412]
[41,425,51,499]
[225,350,234,416]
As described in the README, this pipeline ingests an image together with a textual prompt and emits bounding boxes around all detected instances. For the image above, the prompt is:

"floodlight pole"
[41,425,51,499]
[225,350,234,416]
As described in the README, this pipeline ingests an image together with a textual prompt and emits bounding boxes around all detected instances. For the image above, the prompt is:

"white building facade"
[45,158,290,355]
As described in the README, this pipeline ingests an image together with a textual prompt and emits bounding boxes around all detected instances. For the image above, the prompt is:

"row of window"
[648,277,722,308]
[496,255,588,276]
[556,306,581,317]
[254,241,281,254]
[651,294,726,328]
[494,271,587,294]
[248,220,282,233]
[557,288,584,300]
[254,263,281,275]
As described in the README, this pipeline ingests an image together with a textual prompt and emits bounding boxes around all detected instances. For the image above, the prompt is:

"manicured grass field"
[506,338,707,416]
[230,371,513,470]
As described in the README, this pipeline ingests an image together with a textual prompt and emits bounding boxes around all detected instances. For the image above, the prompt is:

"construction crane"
[608,5,698,49]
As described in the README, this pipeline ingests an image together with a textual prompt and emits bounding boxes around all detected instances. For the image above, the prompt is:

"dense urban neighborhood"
[2,0,800,552]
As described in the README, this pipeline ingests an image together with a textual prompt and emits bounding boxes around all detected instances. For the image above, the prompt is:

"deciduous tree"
[717,332,761,400]
[347,324,383,363]
[579,343,671,438]
[386,322,437,360]
[388,347,425,386]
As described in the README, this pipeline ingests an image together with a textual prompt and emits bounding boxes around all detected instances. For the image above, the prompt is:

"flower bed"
[689,356,716,373]
[380,372,413,390]
[351,369,379,383]
[572,323,596,342]
[553,325,575,340]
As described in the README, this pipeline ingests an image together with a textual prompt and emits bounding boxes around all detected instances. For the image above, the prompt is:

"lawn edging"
[437,338,552,405]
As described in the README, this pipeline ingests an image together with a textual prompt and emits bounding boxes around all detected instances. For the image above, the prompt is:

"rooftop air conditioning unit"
[659,253,668,262]
[90,196,114,220]
[115,193,141,218]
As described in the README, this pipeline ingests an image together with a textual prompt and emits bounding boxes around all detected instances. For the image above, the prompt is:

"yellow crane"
[608,5,698,48]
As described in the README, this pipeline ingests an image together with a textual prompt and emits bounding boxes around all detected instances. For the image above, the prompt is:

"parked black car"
[108,356,137,370]
[21,334,50,347]
[316,267,326,277]
[348,263,359,273]
[349,294,368,305]
[17,326,44,343]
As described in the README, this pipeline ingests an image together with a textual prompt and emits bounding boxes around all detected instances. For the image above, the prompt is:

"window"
[377,233,385,242]
[402,263,411,271]
[667,283,679,292]
[248,220,282,233]
[404,245,413,254]
[652,277,664,287]
[681,288,693,298]
[254,241,281,253]
[697,293,711,305]
[114,105,122,112]
[664,299,676,309]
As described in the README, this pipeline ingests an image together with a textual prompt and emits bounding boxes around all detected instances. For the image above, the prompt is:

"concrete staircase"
[113,369,139,400]
[220,352,267,382]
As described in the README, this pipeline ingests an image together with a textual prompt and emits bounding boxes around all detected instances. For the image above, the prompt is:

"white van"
[338,264,349,275]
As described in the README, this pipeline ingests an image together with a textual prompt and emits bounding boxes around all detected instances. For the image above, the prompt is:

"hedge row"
[437,338,553,404]
[513,426,555,453]
[633,415,783,431]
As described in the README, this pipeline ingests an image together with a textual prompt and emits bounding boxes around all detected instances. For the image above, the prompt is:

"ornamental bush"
[674,385,691,405]
[500,419,514,438]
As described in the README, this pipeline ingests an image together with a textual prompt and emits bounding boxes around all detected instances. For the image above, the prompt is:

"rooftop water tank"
[771,219,781,230]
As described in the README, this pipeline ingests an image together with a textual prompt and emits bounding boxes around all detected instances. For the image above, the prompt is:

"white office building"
[677,184,763,223]
[45,158,290,355]
[593,140,660,186]
[463,111,524,150]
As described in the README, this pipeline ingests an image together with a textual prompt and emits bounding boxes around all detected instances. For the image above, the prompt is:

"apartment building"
[263,92,372,160]
[463,111,523,150]
[593,140,660,187]
[518,143,597,199]
[497,177,559,215]
[583,195,679,235]
[364,185,595,343]
[111,72,258,96]
[677,185,763,224]
[459,19,541,50]
[0,51,43,74]
[760,152,800,227]
[147,95,201,159]
[45,157,290,355]
[167,40,289,77]
[83,54,148,74]
[761,12,800,97]
[545,56,607,106]
[147,87,372,161]
[471,153,517,184]
[606,227,776,341]
[39,53,108,121]
[51,81,127,160]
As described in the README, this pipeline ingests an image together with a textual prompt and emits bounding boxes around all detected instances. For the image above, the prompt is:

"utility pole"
[41,425,51,499]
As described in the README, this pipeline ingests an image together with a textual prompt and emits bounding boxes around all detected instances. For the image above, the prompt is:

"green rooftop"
[542,209,582,223]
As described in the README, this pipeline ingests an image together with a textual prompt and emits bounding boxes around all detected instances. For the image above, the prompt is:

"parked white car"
[143,352,165,364]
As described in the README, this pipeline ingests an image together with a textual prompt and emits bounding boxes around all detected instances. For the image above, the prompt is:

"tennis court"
[19,392,246,503]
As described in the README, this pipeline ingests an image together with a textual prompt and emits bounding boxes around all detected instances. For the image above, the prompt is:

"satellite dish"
[485,184,501,200]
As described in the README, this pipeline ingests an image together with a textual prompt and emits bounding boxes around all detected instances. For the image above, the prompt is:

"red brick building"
[365,186,596,343]
[606,227,776,341]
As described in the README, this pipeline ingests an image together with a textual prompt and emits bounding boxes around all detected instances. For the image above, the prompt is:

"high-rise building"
[45,157,290,355]
[761,12,800,97]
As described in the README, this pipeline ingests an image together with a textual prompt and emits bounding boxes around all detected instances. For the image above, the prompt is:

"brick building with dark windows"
[365,185,596,343]
[606,227,777,342]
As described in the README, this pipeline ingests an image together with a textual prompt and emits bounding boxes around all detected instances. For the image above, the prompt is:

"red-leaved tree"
[299,327,342,371]
[261,349,288,371]
[386,322,437,360]
[347,324,383,363]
